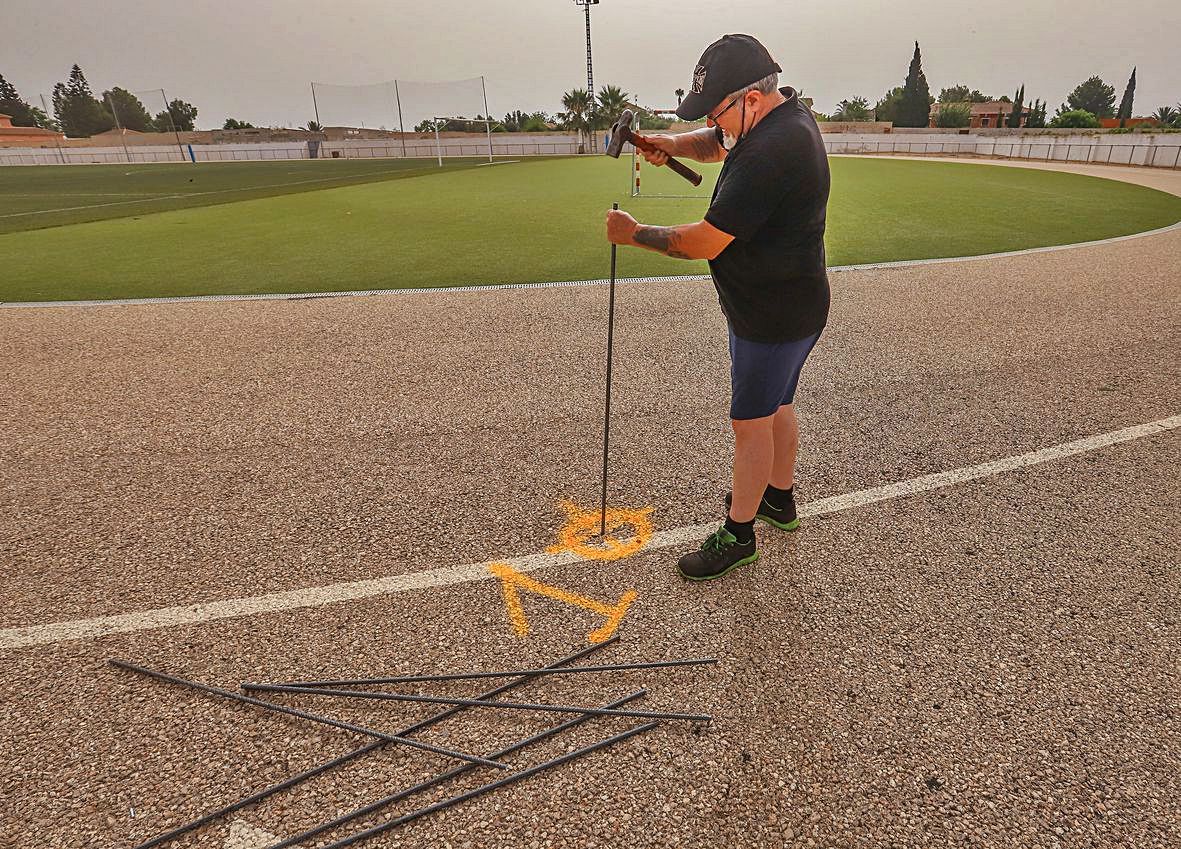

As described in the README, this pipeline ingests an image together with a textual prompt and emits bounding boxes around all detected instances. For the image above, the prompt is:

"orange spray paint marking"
[488,562,638,644]
[545,500,654,562]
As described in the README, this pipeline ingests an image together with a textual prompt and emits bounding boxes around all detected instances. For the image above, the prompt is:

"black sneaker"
[724,487,800,531]
[677,526,758,581]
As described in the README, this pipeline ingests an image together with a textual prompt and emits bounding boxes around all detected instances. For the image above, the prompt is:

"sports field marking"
[0,194,192,217]
[1,415,1175,651]
[0,163,453,219]
[3,192,175,198]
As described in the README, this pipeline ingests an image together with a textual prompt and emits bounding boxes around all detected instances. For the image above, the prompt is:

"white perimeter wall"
[0,134,581,166]
[2,132,1178,168]
[823,132,1181,168]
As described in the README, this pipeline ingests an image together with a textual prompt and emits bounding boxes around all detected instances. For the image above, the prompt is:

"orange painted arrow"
[487,562,638,644]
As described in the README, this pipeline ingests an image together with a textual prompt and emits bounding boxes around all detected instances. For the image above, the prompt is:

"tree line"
[812,44,1179,130]
[6,55,1178,141]
[0,65,196,137]
[408,84,670,148]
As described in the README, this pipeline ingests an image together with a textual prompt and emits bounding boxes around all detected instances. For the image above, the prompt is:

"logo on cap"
[692,64,707,94]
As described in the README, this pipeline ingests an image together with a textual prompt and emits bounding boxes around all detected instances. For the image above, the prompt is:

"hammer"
[606,109,703,187]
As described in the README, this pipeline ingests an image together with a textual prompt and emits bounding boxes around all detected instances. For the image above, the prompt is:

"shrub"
[1050,109,1100,129]
[935,104,971,128]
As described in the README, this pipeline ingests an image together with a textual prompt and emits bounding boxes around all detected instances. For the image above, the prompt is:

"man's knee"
[731,414,775,439]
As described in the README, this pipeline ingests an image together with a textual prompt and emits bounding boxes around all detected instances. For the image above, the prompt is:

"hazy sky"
[5,0,1178,129]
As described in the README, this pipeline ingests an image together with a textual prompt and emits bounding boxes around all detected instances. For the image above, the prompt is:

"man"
[605,33,831,581]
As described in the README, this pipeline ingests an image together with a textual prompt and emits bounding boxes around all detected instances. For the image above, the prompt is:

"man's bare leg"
[729,414,776,523]
[769,403,798,490]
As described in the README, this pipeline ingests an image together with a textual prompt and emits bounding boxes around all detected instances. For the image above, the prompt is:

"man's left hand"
[606,209,638,246]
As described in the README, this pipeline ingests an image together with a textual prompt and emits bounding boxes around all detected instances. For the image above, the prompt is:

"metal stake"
[239,682,710,722]
[108,660,506,769]
[126,638,618,849]
[320,722,659,849]
[600,200,618,536]
[265,690,648,849]
[252,657,718,689]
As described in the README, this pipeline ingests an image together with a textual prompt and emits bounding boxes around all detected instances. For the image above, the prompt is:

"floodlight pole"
[573,0,599,108]
[311,83,321,126]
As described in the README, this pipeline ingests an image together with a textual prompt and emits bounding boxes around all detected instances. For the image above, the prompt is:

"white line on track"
[2,415,1176,651]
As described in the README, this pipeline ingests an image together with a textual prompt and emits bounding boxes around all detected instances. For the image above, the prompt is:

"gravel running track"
[1,161,1178,849]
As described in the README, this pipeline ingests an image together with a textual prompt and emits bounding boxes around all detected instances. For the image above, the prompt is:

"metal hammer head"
[605,109,635,159]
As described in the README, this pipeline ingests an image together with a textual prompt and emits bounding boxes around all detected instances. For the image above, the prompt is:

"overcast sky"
[5,0,1178,129]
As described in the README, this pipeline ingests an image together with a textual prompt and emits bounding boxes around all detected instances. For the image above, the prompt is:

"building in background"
[0,113,65,146]
[929,101,1032,129]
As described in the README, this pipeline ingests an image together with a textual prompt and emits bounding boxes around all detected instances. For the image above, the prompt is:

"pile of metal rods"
[109,637,715,849]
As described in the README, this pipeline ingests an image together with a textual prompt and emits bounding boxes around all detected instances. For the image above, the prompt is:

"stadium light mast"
[572,0,599,107]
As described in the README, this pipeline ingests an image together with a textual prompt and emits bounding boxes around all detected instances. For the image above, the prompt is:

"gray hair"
[727,72,779,100]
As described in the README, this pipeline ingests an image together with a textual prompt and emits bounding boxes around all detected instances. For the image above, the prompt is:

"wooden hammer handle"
[630,133,703,187]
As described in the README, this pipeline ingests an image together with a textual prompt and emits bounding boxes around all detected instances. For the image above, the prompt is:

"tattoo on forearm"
[686,128,722,162]
[634,225,692,259]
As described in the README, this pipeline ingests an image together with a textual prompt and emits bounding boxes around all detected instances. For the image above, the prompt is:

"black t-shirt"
[704,87,831,343]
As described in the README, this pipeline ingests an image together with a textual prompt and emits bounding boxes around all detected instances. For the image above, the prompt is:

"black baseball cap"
[675,34,782,121]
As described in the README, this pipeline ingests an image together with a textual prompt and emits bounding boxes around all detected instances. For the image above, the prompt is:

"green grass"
[1,156,1178,302]
[0,157,505,234]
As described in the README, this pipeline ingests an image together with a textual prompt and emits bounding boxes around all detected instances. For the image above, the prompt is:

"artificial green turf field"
[1,155,1178,302]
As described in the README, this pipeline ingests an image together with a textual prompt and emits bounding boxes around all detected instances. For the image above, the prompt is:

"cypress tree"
[1007,85,1025,128]
[1117,67,1136,126]
[897,41,932,128]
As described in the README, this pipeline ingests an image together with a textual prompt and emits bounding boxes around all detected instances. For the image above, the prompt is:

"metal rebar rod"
[321,722,658,849]
[251,657,718,689]
[240,683,710,723]
[123,638,617,849]
[108,660,506,769]
[265,689,648,849]
[600,200,619,536]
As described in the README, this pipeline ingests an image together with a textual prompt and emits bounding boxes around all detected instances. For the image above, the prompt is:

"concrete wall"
[0,134,581,165]
[823,132,1181,168]
[4,130,1179,169]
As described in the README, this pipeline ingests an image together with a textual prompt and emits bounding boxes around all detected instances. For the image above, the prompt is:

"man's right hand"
[637,134,677,166]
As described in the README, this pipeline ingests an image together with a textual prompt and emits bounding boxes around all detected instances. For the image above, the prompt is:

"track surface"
[1,162,1178,848]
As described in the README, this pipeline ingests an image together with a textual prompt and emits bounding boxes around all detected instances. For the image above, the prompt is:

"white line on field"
[3,220,1178,309]
[0,163,461,219]
[1,415,1176,652]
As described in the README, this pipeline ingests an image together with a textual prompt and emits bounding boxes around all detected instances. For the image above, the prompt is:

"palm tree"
[306,120,323,132]
[832,97,871,122]
[675,88,684,106]
[594,84,629,130]
[1152,106,1177,126]
[560,88,592,152]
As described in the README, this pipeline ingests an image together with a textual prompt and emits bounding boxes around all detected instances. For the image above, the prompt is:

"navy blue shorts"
[728,328,822,420]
